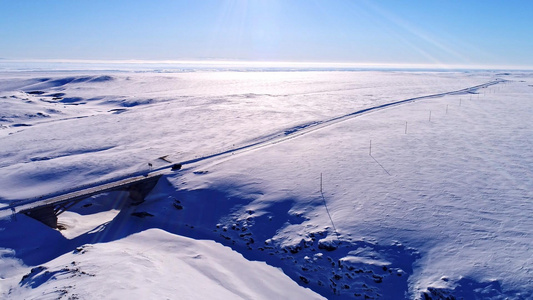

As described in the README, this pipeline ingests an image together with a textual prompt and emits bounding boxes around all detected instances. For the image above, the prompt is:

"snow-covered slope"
[4,227,323,300]
[0,71,489,200]
[0,70,531,299]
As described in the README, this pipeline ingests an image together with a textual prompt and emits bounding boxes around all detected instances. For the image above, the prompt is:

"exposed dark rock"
[131,212,154,218]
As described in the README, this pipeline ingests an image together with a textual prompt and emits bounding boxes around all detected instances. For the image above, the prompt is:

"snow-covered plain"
[0,69,532,299]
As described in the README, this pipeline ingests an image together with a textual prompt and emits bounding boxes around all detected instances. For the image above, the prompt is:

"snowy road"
[0,78,503,218]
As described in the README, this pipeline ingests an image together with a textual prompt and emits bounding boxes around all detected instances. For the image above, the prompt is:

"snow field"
[164,77,532,298]
[0,71,531,299]
[0,72,488,201]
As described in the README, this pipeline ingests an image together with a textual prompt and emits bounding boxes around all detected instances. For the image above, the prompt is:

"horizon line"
[1,58,532,71]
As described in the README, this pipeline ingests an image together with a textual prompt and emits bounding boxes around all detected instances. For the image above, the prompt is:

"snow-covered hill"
[1,70,531,299]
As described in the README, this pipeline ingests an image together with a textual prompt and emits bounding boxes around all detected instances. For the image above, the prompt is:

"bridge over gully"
[1,164,182,228]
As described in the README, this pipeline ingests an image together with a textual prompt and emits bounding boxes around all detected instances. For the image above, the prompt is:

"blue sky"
[1,0,532,68]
